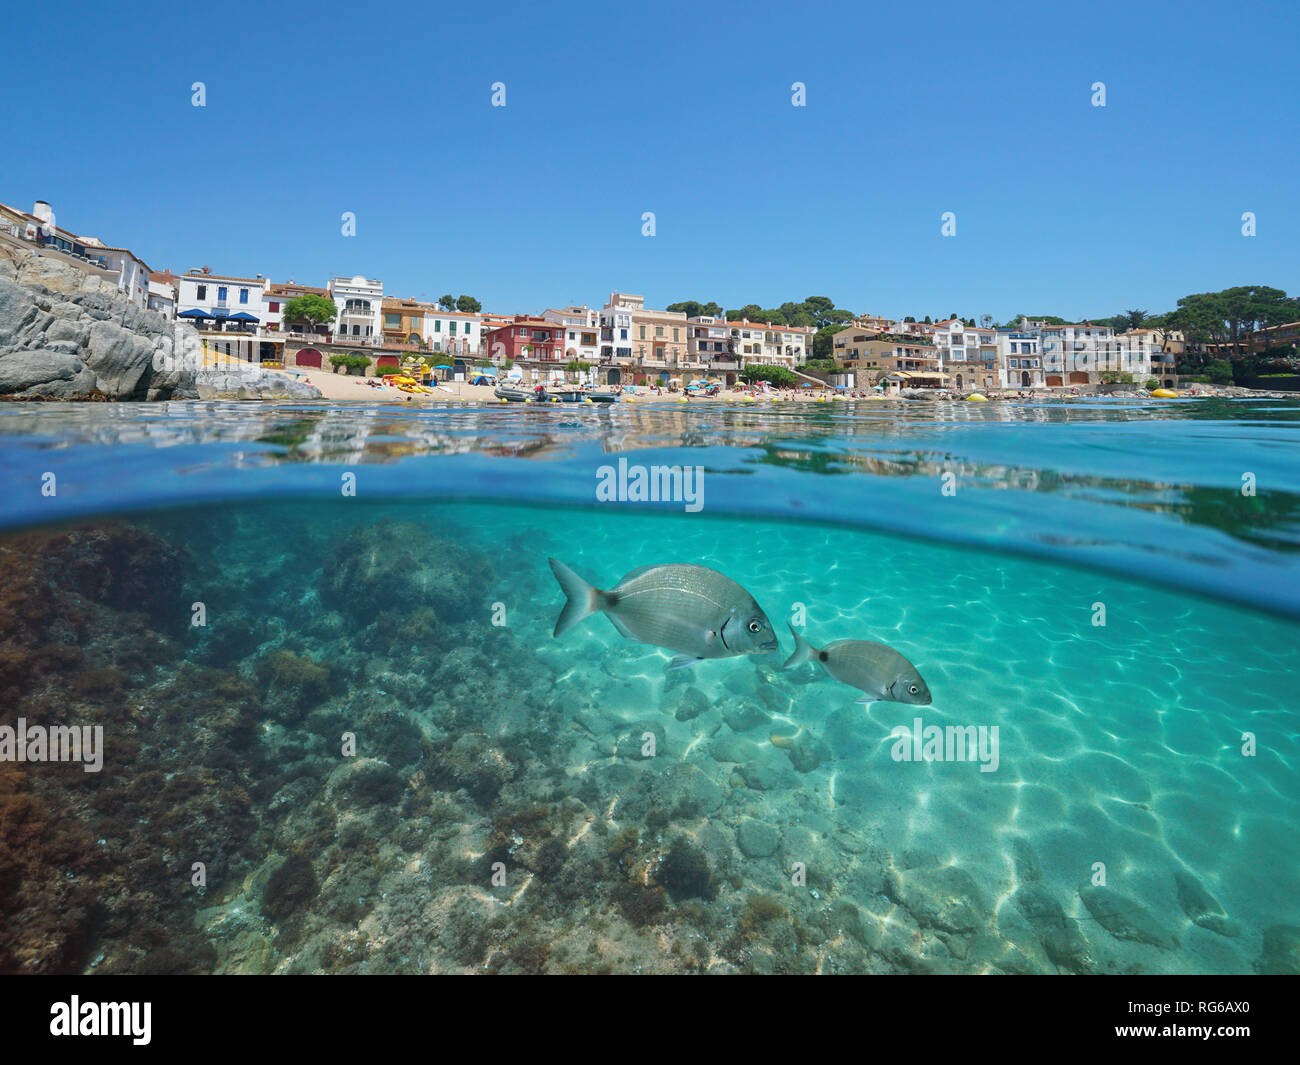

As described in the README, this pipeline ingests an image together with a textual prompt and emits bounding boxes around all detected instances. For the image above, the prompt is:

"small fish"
[548,558,778,668]
[782,624,931,704]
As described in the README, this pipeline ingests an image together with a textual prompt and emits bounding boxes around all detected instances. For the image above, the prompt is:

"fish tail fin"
[782,623,818,670]
[549,558,604,638]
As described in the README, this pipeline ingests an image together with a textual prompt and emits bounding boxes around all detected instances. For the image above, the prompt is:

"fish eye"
[748,619,762,633]
[909,685,919,695]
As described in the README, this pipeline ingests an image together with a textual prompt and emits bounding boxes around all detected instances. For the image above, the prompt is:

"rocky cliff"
[0,243,320,401]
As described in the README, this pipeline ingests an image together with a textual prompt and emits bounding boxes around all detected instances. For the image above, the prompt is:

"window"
[450,322,457,334]
[197,285,206,300]
[655,326,663,338]
[620,328,628,340]
[269,302,279,313]
[385,314,400,328]
[218,287,227,301]
[239,288,249,304]
[639,326,646,340]
[672,327,680,342]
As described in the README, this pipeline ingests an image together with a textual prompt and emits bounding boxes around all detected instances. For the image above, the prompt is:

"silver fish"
[783,624,931,704]
[548,558,778,668]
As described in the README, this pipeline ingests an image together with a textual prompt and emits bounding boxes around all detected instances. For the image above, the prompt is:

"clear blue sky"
[3,0,1295,322]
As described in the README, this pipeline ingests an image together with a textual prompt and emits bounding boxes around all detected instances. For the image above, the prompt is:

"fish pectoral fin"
[605,613,635,639]
[667,655,704,671]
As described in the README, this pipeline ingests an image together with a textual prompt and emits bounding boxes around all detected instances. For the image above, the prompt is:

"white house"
[0,200,152,309]
[598,298,635,363]
[175,271,269,331]
[328,275,383,344]
[543,306,601,363]
[1022,320,1153,384]
[421,308,483,355]
[997,331,1044,388]
[147,275,175,320]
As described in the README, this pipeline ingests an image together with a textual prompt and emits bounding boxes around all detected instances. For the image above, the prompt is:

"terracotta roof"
[182,271,265,285]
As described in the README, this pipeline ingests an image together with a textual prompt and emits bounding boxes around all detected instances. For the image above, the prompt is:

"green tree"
[456,295,482,313]
[1119,309,1149,332]
[740,365,797,388]
[282,294,338,333]
[438,294,457,311]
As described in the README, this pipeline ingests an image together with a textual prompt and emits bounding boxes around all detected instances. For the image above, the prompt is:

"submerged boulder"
[1078,884,1179,951]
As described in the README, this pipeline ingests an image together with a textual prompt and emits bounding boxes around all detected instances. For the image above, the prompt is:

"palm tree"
[1122,309,1149,332]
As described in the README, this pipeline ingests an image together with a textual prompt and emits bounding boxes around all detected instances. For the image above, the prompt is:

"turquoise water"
[0,398,1297,973]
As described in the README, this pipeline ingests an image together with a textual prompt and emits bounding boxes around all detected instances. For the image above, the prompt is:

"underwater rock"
[356,707,426,773]
[256,650,334,723]
[615,722,667,760]
[262,852,319,920]
[325,758,405,808]
[709,734,762,764]
[976,922,1055,976]
[735,818,780,859]
[735,760,793,792]
[1009,837,1043,883]
[42,523,187,633]
[194,608,269,667]
[436,733,516,801]
[770,730,829,773]
[318,521,493,626]
[1255,925,1300,974]
[723,702,770,733]
[1078,884,1179,951]
[1012,884,1091,971]
[673,686,709,722]
[656,836,716,901]
[618,761,723,822]
[885,865,991,935]
[1173,871,1240,937]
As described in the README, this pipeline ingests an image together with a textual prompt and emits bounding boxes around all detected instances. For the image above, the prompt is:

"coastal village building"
[484,315,564,364]
[381,297,430,348]
[687,315,739,369]
[831,328,944,386]
[265,281,329,336]
[424,308,482,355]
[176,270,269,331]
[328,275,383,344]
[148,271,176,320]
[726,320,813,368]
[1245,321,1300,354]
[0,200,152,309]
[996,331,1044,388]
[605,292,688,372]
[1019,320,1153,385]
[930,320,998,391]
[854,313,895,333]
[543,306,600,364]
[598,300,635,370]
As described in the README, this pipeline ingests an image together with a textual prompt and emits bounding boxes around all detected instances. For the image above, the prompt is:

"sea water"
[0,398,1296,974]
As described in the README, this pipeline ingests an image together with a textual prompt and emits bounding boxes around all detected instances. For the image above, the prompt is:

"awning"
[178,308,211,319]
[228,312,259,322]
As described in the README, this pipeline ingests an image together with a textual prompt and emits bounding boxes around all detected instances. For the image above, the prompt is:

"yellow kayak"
[1150,388,1180,398]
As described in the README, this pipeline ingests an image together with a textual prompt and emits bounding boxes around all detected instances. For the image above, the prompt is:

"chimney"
[32,200,52,225]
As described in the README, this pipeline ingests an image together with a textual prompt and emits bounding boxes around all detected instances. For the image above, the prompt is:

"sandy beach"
[268,367,889,404]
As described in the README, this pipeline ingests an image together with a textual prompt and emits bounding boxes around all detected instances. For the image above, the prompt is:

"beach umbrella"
[800,382,813,388]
